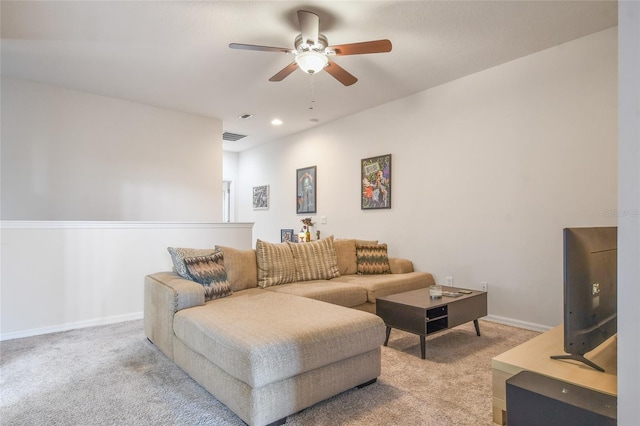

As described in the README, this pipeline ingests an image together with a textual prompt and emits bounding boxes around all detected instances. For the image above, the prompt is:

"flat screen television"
[550,226,617,372]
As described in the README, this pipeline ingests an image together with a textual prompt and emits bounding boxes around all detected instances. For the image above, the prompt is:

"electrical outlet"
[446,276,453,286]
[481,282,488,292]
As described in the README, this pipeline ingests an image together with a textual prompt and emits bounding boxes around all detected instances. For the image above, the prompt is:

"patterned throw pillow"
[287,236,340,281]
[356,243,391,275]
[183,251,233,301]
[255,239,297,288]
[167,247,217,279]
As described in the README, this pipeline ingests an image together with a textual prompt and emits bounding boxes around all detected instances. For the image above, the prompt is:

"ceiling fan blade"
[269,62,299,82]
[297,10,319,46]
[229,43,293,54]
[328,39,392,55]
[325,60,357,86]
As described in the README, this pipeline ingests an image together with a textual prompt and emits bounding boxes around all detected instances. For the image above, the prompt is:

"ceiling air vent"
[223,132,248,142]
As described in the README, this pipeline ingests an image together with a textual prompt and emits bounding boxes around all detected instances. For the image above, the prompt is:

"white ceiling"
[1,1,617,152]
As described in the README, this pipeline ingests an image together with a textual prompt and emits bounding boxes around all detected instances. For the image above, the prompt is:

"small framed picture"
[296,166,316,214]
[252,185,269,210]
[280,229,294,243]
[361,154,391,210]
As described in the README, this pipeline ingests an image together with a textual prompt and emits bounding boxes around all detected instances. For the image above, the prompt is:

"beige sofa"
[144,237,434,426]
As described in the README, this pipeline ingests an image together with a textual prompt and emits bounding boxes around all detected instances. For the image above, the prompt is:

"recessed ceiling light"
[271,119,283,126]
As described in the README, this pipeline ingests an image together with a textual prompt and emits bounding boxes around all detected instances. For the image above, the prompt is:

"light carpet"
[0,319,538,425]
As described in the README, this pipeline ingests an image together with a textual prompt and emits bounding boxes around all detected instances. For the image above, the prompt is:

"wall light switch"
[321,216,327,224]
[446,276,453,286]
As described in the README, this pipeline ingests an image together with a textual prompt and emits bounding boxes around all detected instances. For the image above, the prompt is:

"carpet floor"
[1,319,538,425]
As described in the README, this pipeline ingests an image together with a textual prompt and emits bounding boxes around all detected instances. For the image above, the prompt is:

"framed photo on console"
[281,229,294,243]
[361,154,391,210]
[296,166,316,214]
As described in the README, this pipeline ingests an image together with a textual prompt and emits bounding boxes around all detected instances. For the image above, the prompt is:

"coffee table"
[376,286,487,359]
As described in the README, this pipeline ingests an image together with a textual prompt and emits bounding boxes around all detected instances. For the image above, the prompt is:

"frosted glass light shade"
[295,51,328,74]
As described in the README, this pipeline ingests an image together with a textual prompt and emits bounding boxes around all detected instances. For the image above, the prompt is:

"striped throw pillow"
[255,239,297,288]
[184,251,233,301]
[288,236,340,281]
[356,243,391,275]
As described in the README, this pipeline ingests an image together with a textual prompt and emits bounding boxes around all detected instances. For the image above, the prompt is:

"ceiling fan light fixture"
[295,51,328,74]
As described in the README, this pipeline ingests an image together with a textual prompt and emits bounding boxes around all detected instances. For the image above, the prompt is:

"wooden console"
[491,324,617,425]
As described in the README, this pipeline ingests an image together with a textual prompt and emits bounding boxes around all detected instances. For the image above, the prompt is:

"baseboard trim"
[0,312,144,341]
[2,312,553,341]
[483,314,553,333]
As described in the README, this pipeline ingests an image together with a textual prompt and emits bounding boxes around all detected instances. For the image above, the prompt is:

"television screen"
[551,227,617,372]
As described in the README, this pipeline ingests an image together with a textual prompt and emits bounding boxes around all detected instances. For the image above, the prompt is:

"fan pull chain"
[308,74,316,110]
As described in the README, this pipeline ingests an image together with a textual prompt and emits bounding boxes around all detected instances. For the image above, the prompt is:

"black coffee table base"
[383,318,481,359]
[377,287,487,359]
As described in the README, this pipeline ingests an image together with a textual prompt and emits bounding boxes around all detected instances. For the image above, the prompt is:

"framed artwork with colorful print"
[361,154,391,210]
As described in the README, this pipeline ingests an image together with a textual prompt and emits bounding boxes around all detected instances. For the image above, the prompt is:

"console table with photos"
[376,286,487,359]
[491,324,617,425]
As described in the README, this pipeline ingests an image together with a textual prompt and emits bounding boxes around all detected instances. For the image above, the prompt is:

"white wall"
[618,2,640,424]
[237,28,618,330]
[1,78,223,222]
[0,221,253,339]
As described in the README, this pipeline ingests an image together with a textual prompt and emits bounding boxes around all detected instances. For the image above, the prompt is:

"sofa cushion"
[333,239,357,275]
[356,243,391,275]
[184,252,233,301]
[264,280,367,307]
[331,272,435,303]
[172,289,385,388]
[255,239,296,288]
[215,246,258,291]
[287,236,340,281]
[389,257,414,274]
[167,247,217,279]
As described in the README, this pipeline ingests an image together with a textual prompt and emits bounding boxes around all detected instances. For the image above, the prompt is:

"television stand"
[491,325,616,425]
[550,353,605,372]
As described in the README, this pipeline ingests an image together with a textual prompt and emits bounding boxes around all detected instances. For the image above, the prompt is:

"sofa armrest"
[388,257,414,274]
[144,272,204,359]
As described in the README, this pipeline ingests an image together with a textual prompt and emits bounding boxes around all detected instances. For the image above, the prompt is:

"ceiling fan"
[229,10,392,86]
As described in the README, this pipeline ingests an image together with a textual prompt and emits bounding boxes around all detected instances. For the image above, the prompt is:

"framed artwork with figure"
[361,154,391,209]
[296,166,316,214]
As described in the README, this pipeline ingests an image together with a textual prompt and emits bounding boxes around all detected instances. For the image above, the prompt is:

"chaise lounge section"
[144,237,434,425]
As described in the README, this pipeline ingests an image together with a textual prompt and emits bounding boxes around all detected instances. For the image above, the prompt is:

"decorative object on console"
[281,229,294,242]
[361,154,391,210]
[301,217,315,242]
[252,185,269,209]
[296,166,316,214]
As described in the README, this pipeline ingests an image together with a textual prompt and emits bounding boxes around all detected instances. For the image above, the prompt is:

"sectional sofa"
[144,237,434,426]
